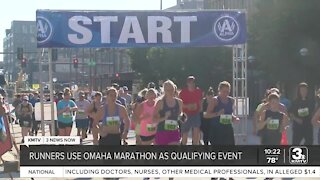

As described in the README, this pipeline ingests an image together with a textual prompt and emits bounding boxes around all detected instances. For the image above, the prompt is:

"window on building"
[30,37,36,43]
[22,25,28,34]
[30,25,36,34]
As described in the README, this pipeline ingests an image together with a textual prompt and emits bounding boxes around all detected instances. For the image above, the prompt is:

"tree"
[249,0,320,88]
[129,47,232,90]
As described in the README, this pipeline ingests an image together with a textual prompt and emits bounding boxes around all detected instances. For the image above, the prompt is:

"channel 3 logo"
[289,146,308,165]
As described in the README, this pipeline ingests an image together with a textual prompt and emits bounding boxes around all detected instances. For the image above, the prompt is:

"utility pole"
[48,49,55,136]
[89,48,92,91]
[39,49,45,136]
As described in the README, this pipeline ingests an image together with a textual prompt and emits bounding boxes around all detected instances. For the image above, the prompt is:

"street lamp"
[299,48,309,81]
[52,77,57,93]
[248,55,257,108]
[53,77,57,83]
[300,48,309,57]
[248,55,256,64]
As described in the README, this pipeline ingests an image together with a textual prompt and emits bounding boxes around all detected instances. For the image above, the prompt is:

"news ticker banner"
[20,145,320,166]
[20,145,320,178]
[20,166,320,178]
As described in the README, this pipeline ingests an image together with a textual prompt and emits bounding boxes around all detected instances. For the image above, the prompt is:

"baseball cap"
[187,75,195,81]
[123,86,129,91]
[22,96,29,101]
[112,83,120,90]
[269,88,280,95]
[147,82,156,89]
[78,91,85,97]
[91,91,96,97]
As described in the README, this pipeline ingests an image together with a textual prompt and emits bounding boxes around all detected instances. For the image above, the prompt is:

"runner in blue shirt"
[57,92,77,136]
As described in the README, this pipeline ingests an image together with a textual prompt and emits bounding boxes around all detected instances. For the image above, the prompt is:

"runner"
[204,81,239,145]
[75,91,91,143]
[200,87,214,145]
[132,88,148,145]
[120,86,132,110]
[289,82,315,145]
[12,94,22,124]
[87,91,103,145]
[256,88,288,144]
[258,93,288,145]
[253,90,269,135]
[179,76,203,145]
[63,87,75,102]
[112,83,127,106]
[29,92,40,136]
[153,80,184,145]
[135,88,158,145]
[16,96,33,143]
[311,104,320,145]
[57,92,77,136]
[95,88,130,145]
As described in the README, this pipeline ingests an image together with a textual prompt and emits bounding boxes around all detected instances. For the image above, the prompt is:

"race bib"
[106,116,120,126]
[78,109,85,115]
[298,108,309,117]
[63,112,71,118]
[164,120,178,131]
[219,114,232,125]
[23,121,30,126]
[146,123,157,133]
[267,118,280,130]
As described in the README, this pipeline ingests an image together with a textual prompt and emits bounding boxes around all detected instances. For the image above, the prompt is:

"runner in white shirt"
[75,91,91,142]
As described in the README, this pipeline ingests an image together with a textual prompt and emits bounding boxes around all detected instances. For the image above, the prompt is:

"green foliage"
[249,0,320,86]
[129,47,232,90]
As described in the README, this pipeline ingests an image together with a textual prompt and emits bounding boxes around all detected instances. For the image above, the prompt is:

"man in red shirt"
[179,76,203,145]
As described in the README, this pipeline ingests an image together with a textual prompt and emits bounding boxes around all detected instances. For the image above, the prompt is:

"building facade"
[204,0,257,14]
[3,20,132,91]
[3,21,37,83]
[169,0,257,14]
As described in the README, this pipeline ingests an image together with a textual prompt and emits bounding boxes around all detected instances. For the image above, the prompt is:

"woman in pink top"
[135,88,158,145]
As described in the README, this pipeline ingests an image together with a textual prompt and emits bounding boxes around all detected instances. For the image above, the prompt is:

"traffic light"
[21,58,27,68]
[52,49,58,61]
[17,47,23,60]
[73,58,79,68]
[115,73,120,79]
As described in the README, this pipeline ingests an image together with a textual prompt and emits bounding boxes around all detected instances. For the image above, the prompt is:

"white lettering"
[37,21,47,34]
[148,16,173,43]
[118,16,145,44]
[221,19,233,32]
[68,16,93,44]
[174,16,197,43]
[93,16,118,43]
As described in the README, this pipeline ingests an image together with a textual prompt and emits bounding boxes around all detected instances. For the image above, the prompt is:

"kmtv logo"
[289,146,308,165]
[37,16,53,43]
[214,15,239,41]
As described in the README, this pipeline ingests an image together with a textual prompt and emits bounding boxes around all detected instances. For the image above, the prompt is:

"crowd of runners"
[9,76,320,146]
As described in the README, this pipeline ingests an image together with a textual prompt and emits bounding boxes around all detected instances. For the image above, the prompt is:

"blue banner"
[36,10,246,48]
